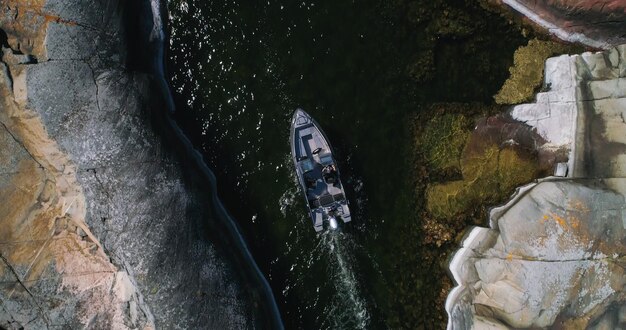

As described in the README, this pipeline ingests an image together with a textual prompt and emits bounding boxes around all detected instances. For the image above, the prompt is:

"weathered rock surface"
[0,47,152,329]
[0,0,254,328]
[499,0,626,49]
[446,45,626,329]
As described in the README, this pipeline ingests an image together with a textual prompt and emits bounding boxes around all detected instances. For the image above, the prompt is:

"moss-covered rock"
[419,112,551,223]
[494,38,580,104]
[426,144,539,219]
[417,113,471,172]
[499,147,539,192]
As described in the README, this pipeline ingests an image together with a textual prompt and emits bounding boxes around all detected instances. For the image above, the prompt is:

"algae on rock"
[495,38,579,104]
[426,144,539,219]
[417,113,471,172]
[415,107,550,238]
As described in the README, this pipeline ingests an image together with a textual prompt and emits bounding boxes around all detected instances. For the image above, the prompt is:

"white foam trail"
[321,232,370,329]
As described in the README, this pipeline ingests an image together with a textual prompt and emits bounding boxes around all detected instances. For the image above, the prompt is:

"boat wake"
[280,153,370,329]
[315,231,370,329]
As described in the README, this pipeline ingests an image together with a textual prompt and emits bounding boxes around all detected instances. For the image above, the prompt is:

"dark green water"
[166,1,526,328]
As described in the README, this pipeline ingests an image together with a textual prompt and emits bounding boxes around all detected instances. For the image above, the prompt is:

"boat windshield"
[300,159,314,172]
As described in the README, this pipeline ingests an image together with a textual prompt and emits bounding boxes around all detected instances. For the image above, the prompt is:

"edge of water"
[136,1,285,328]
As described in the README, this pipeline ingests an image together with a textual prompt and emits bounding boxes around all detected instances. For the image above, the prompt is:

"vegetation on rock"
[407,102,554,328]
[371,2,585,329]
[426,144,539,219]
[398,0,530,102]
[382,1,535,328]
[418,113,471,172]
[417,104,552,237]
[495,38,581,104]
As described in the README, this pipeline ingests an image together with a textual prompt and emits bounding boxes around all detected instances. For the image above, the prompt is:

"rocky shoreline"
[0,0,281,328]
[497,0,626,49]
[4,0,626,328]
[446,44,626,329]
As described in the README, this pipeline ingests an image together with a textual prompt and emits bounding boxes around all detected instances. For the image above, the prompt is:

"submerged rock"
[414,100,556,250]
[446,45,626,329]
[426,114,550,220]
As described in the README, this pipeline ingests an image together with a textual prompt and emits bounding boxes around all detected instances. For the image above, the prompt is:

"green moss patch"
[495,38,581,104]
[426,144,539,219]
[417,113,471,172]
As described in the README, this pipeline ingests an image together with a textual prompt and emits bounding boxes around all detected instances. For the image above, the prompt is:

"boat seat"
[310,199,321,208]
[323,174,337,184]
[319,195,334,206]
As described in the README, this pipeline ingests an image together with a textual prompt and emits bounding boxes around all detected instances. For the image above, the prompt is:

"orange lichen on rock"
[549,212,568,228]
[541,212,578,228]
[0,36,145,327]
[569,199,591,214]
[541,211,582,231]
[0,0,79,59]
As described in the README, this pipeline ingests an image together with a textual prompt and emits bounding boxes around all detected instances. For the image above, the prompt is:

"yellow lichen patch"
[569,216,580,230]
[540,208,582,234]
[494,38,581,104]
[541,211,582,232]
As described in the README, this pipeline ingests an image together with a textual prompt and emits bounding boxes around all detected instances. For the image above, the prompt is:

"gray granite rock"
[0,0,256,328]
[447,45,626,329]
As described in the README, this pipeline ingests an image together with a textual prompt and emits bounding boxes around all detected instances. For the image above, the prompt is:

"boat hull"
[290,109,351,232]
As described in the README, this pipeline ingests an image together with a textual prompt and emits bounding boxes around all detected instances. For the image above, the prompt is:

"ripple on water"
[287,231,371,329]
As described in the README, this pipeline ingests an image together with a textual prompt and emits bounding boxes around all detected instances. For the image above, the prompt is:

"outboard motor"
[328,216,338,230]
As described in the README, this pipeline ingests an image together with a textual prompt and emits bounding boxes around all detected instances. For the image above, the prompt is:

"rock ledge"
[447,44,626,329]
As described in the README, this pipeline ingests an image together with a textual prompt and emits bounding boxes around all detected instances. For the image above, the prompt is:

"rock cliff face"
[0,0,254,328]
[446,45,626,329]
[499,0,626,49]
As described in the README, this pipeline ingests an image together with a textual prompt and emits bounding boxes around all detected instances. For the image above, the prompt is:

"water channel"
[165,1,527,328]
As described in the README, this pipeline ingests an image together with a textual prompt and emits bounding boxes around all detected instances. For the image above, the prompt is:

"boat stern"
[338,202,351,223]
[311,209,324,232]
